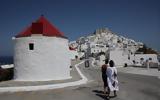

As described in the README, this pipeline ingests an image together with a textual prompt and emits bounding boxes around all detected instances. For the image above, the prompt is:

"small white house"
[90,43,107,54]
[13,16,71,81]
[134,54,159,66]
[110,48,159,67]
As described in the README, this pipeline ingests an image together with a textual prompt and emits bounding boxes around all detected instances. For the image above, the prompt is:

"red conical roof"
[16,16,65,38]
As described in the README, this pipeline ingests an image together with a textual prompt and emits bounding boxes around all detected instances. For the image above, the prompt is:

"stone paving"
[117,66,160,79]
[0,60,160,100]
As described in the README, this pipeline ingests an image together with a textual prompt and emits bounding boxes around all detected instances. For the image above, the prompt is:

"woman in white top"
[106,60,119,98]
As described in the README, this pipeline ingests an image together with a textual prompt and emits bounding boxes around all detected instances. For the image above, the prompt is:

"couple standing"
[101,59,119,98]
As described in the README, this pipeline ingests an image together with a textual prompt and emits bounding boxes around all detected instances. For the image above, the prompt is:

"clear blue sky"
[0,0,160,56]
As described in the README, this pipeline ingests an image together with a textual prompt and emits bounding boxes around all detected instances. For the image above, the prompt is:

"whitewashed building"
[90,43,108,54]
[134,54,159,66]
[110,48,159,67]
[13,16,71,81]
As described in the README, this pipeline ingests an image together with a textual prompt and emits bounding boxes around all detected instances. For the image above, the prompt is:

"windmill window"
[29,43,34,50]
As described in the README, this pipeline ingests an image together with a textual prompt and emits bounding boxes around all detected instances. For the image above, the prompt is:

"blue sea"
[0,56,13,65]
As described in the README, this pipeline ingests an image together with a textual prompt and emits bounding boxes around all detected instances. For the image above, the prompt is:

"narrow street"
[0,63,160,100]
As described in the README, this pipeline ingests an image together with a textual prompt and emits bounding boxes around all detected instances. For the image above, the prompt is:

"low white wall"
[77,52,85,58]
[69,50,78,60]
[13,36,71,81]
[1,64,14,69]
[134,54,158,63]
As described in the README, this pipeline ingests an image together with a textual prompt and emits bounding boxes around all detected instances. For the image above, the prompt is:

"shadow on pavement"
[95,94,109,100]
[92,90,104,94]
[92,90,116,100]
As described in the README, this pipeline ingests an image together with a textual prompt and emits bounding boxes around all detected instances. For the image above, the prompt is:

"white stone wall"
[110,49,133,67]
[13,36,71,81]
[69,50,78,59]
[110,50,125,66]
[99,55,105,66]
[110,49,159,67]
[1,64,14,69]
[134,54,158,64]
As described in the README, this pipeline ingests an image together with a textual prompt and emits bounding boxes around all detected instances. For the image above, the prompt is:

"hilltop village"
[69,28,159,67]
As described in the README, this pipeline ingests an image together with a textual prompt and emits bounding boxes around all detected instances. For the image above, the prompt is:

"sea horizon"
[0,56,13,65]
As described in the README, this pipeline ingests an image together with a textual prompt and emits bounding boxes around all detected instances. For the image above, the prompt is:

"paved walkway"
[118,67,160,79]
[0,60,88,92]
[0,60,160,100]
